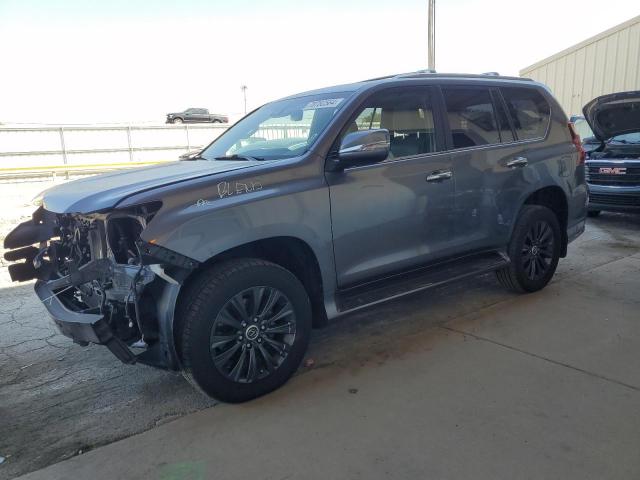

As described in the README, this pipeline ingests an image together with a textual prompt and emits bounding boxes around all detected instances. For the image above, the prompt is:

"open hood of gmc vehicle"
[583,91,640,141]
[41,159,262,213]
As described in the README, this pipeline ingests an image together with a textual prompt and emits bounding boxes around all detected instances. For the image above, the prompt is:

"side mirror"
[338,129,390,166]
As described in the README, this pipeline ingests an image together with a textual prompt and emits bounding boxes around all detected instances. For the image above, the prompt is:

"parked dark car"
[166,108,228,124]
[4,72,586,402]
[578,91,640,216]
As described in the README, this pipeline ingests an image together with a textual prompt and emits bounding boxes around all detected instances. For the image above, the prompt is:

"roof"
[279,71,537,102]
[520,14,640,74]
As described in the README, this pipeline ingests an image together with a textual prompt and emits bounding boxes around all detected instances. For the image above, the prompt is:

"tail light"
[568,122,586,165]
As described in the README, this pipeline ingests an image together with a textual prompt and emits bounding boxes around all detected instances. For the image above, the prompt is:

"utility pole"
[427,0,436,71]
[241,85,248,114]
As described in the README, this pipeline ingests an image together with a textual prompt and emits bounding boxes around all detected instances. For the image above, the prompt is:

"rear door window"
[500,87,550,141]
[441,87,501,148]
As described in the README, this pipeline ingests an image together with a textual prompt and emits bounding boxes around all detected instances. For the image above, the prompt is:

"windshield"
[573,117,594,140]
[608,132,640,144]
[200,92,351,161]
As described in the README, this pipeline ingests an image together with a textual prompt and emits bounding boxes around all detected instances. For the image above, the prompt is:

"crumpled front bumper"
[5,207,195,371]
[35,280,137,364]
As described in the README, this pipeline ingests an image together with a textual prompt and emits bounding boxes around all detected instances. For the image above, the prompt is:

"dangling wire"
[39,285,74,305]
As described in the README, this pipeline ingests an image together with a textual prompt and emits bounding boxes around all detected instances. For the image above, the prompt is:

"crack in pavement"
[435,250,640,394]
[440,325,640,393]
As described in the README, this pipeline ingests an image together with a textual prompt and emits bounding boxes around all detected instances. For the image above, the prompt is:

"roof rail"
[361,71,533,83]
[394,69,437,78]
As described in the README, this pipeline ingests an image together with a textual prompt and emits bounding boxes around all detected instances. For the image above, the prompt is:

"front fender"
[122,160,339,317]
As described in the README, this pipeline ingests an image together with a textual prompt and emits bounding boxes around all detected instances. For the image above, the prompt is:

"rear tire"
[176,259,312,403]
[496,205,561,293]
[587,210,601,218]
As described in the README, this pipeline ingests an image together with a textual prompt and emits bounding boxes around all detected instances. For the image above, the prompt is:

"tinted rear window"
[442,87,500,149]
[501,87,550,140]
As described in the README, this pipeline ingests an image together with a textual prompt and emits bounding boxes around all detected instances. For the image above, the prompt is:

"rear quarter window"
[501,87,550,141]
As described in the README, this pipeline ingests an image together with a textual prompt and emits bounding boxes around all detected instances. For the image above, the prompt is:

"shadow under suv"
[4,72,587,402]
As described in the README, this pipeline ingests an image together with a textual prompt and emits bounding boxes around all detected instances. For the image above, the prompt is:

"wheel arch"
[521,185,569,257]
[176,236,328,330]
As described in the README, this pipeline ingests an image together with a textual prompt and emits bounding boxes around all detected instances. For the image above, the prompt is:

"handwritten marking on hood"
[217,181,263,199]
[195,181,264,207]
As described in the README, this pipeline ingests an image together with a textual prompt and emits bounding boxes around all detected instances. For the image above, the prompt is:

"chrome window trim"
[342,135,548,172]
[343,149,450,172]
[445,134,547,155]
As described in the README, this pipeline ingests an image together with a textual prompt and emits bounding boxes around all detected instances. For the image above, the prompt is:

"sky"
[0,0,638,124]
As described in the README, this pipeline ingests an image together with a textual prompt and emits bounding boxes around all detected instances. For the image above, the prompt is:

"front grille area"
[589,193,640,207]
[586,165,640,186]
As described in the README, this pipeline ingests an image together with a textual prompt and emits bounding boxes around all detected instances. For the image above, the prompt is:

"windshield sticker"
[303,98,343,110]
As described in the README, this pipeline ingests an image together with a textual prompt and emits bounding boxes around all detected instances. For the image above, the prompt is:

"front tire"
[172,117,183,124]
[496,205,561,293]
[177,259,312,403]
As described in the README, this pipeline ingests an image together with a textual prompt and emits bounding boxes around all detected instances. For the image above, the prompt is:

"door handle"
[507,157,528,168]
[426,170,453,182]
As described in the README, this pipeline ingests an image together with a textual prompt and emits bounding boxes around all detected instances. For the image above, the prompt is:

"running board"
[336,251,510,313]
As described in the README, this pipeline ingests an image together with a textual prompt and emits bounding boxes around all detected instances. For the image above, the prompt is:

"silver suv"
[4,72,587,402]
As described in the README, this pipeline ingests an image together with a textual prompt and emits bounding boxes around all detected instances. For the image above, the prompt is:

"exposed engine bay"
[585,139,640,160]
[587,144,640,160]
[3,204,198,368]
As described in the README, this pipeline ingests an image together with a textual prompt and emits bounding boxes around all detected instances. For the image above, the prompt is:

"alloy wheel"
[521,220,555,281]
[209,286,296,383]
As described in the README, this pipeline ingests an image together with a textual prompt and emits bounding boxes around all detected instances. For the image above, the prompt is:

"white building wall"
[520,15,640,116]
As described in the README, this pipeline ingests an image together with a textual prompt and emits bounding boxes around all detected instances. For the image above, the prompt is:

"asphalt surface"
[1,180,639,479]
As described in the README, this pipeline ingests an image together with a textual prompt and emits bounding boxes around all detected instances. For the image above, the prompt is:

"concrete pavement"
[12,213,640,480]
[0,181,215,480]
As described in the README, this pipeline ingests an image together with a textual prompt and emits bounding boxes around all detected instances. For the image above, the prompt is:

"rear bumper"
[35,280,137,364]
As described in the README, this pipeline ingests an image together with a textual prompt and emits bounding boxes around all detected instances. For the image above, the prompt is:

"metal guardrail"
[0,123,226,161]
[0,122,312,181]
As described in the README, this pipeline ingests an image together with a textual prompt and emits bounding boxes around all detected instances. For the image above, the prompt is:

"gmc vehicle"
[166,108,228,124]
[4,72,587,402]
[579,91,640,216]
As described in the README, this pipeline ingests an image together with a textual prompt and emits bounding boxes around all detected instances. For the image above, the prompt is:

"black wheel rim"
[210,287,296,384]
[521,220,554,281]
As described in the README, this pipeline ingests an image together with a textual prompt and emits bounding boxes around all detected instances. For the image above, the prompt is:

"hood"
[583,91,640,141]
[42,159,261,213]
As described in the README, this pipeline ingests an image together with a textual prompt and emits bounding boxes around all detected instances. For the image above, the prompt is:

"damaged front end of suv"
[4,203,198,369]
